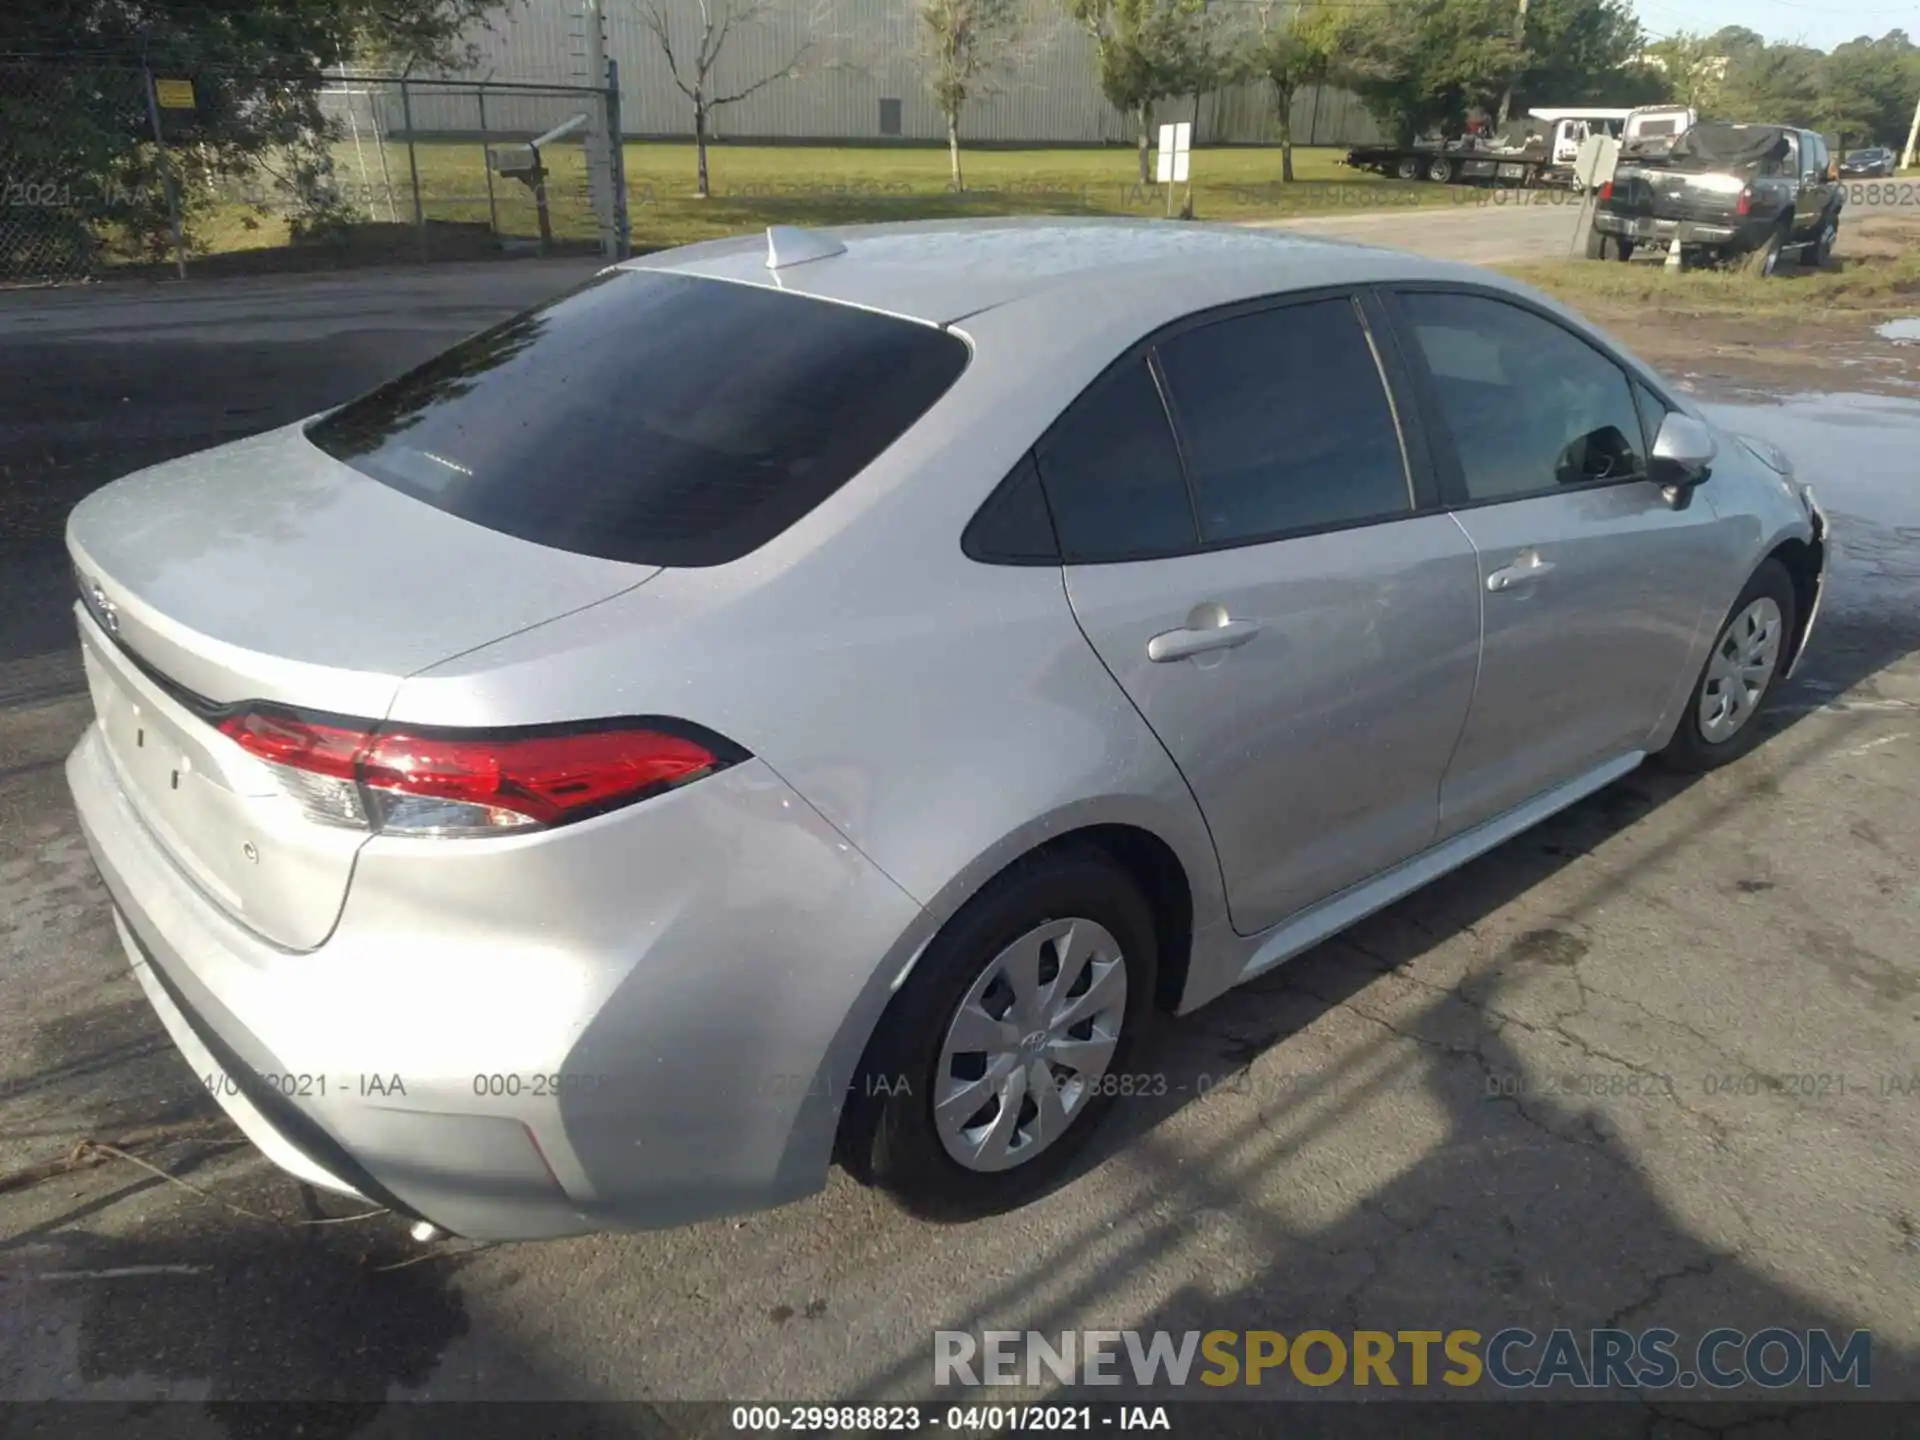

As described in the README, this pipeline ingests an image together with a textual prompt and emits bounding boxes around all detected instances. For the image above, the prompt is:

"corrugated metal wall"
[391,0,1383,147]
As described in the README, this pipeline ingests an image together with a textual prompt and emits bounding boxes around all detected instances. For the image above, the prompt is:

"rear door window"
[306,269,971,567]
[1032,358,1197,562]
[1153,296,1412,543]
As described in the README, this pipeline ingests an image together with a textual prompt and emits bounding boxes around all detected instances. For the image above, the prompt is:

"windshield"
[306,269,971,567]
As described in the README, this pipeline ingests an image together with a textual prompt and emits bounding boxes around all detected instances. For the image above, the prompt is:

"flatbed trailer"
[1344,141,1565,188]
[1346,107,1696,190]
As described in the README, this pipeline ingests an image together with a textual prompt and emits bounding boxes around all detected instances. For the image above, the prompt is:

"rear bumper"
[68,725,932,1241]
[1593,212,1757,248]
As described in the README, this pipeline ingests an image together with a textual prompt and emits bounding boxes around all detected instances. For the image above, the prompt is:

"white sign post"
[1568,132,1621,259]
[1156,121,1191,218]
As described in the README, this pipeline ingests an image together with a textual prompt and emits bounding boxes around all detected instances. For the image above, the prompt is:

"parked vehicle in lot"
[66,218,1829,1242]
[1588,121,1844,273]
[1347,105,1694,188]
[1838,146,1897,177]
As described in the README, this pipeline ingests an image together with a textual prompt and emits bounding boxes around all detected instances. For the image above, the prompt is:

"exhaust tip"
[409,1220,450,1244]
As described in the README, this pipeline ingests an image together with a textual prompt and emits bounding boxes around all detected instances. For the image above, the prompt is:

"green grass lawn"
[192,138,1452,258]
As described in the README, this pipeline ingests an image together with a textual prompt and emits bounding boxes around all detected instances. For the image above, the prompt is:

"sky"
[1631,0,1916,52]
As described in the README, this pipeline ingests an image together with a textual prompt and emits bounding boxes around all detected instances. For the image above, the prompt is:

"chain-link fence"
[299,74,626,260]
[1,54,627,284]
[3,36,1384,286]
[0,57,154,283]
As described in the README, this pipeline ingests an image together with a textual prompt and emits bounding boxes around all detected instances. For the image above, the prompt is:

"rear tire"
[1395,156,1422,182]
[1743,222,1788,277]
[1811,211,1839,268]
[1428,156,1454,184]
[843,846,1160,1222]
[1584,231,1634,262]
[1654,559,1798,774]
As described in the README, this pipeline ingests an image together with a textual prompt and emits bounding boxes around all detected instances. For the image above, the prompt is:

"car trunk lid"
[67,423,657,950]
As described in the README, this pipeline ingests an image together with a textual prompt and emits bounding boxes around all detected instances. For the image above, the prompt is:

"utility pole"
[1494,0,1530,129]
[1903,91,1919,171]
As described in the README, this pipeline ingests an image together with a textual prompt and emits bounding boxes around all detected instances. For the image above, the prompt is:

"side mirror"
[1650,413,1716,493]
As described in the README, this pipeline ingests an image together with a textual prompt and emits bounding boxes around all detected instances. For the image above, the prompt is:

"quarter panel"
[387,314,1234,994]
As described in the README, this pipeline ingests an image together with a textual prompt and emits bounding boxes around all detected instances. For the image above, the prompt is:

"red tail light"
[218,708,741,837]
[1735,186,1752,216]
[1597,180,1612,202]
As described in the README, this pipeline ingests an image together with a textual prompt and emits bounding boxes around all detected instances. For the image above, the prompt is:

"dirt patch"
[1603,313,1919,400]
[1515,215,1920,398]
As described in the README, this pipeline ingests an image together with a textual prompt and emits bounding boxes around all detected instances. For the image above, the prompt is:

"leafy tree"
[1706,25,1767,61]
[918,0,1031,191]
[1239,2,1340,181]
[1717,41,1823,127]
[0,0,500,269]
[1064,0,1213,181]
[1508,0,1659,112]
[1642,31,1728,112]
[1338,0,1521,145]
[1818,32,1919,148]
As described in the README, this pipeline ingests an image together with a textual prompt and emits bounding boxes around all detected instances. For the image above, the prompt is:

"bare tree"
[641,0,810,197]
[919,0,1030,191]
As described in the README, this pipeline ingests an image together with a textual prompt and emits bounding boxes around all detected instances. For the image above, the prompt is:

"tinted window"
[1155,297,1410,543]
[1400,292,1648,503]
[963,454,1060,563]
[1033,359,1195,562]
[306,270,970,567]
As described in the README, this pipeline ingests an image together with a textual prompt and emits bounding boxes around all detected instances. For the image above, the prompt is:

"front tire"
[844,846,1159,1221]
[1428,156,1455,184]
[1395,156,1422,182]
[1654,559,1797,774]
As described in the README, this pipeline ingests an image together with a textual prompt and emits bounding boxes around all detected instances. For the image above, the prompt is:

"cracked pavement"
[0,254,1916,1429]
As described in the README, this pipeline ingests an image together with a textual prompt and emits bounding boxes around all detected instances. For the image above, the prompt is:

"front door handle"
[1147,617,1262,662]
[1487,555,1557,592]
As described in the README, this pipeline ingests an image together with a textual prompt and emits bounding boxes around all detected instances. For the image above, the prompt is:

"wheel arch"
[1766,534,1824,672]
[829,818,1204,1181]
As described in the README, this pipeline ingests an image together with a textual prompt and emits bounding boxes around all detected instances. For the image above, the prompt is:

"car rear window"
[306,268,971,567]
[1672,122,1793,167]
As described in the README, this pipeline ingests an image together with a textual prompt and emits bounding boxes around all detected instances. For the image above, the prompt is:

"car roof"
[617,216,1475,327]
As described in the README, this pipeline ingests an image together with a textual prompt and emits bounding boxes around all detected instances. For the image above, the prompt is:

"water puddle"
[1704,392,1920,615]
[1876,317,1920,343]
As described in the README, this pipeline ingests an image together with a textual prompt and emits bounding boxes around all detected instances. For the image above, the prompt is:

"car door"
[1040,290,1483,937]
[1382,287,1729,840]
[1798,131,1827,237]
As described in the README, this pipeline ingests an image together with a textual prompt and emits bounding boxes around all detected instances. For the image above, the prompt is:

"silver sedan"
[65,218,1828,1241]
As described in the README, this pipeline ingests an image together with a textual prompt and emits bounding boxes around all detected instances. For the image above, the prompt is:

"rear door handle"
[1147,618,1262,662]
[1487,556,1556,592]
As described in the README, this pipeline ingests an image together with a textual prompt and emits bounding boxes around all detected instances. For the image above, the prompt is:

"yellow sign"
[154,78,195,109]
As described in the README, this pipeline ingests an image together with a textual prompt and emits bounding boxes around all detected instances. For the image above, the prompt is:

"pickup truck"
[1587,121,1844,274]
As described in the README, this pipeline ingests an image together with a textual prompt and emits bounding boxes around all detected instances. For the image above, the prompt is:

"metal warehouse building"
[391,0,1383,147]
